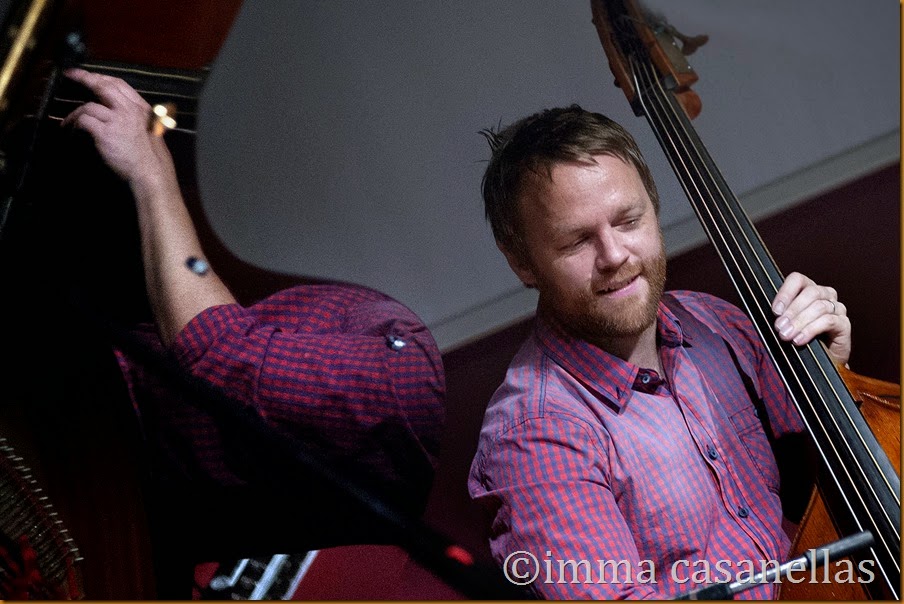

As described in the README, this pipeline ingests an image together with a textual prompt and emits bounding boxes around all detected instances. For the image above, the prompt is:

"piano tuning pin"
[63,31,87,66]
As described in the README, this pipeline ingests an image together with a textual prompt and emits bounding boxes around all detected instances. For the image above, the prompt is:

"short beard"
[541,241,667,347]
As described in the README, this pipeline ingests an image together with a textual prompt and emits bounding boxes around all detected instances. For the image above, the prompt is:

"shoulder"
[665,290,760,338]
[474,334,608,459]
[262,282,398,312]
[665,290,768,365]
[666,290,748,324]
[469,348,610,498]
[256,282,429,332]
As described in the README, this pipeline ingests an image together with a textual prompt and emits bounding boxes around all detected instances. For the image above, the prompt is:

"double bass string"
[626,53,900,586]
[633,53,897,518]
[630,56,867,500]
[636,55,900,511]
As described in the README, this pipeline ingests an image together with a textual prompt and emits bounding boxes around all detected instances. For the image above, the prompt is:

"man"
[468,105,851,599]
[61,68,445,594]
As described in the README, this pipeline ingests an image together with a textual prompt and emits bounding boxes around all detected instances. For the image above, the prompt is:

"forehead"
[517,154,648,223]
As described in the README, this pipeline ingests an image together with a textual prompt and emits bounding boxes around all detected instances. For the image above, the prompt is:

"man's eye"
[560,237,587,251]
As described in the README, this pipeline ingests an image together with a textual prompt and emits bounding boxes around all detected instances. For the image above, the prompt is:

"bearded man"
[468,105,851,599]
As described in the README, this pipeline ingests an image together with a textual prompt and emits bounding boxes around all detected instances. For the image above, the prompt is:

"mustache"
[592,264,645,291]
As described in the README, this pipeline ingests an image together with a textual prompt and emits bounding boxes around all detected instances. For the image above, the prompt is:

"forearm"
[129,158,236,347]
[60,68,238,347]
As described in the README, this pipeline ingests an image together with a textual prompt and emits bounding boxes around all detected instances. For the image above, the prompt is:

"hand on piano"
[59,67,236,346]
[60,67,179,195]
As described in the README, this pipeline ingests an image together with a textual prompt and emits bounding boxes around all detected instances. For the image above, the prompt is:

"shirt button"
[737,506,749,518]
[386,335,406,351]
[706,445,718,460]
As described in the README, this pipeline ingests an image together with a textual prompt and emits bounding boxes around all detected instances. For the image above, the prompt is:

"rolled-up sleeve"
[118,284,445,510]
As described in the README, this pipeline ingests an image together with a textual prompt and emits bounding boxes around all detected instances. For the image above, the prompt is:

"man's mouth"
[596,274,640,296]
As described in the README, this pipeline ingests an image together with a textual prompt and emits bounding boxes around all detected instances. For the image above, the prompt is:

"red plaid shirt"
[115,283,445,511]
[469,291,804,599]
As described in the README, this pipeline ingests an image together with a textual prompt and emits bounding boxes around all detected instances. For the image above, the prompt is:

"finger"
[796,315,850,354]
[66,113,106,139]
[780,310,830,346]
[789,284,837,323]
[831,299,847,318]
[773,273,837,320]
[60,101,112,128]
[63,68,146,108]
[771,271,810,315]
[62,67,90,82]
[784,310,852,366]
[773,289,833,337]
[775,296,835,343]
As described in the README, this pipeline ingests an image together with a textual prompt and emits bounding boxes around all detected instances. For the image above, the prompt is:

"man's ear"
[498,242,537,288]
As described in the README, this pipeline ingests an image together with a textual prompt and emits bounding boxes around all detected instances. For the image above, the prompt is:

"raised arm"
[61,67,236,346]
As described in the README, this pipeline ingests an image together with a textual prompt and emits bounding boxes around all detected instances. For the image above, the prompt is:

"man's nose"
[594,230,629,270]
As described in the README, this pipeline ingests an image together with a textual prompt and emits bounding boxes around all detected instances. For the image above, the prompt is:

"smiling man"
[468,105,851,599]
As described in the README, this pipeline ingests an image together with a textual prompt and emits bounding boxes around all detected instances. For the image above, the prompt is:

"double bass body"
[781,367,900,600]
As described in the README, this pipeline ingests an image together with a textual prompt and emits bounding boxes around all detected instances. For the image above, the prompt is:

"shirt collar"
[535,300,691,410]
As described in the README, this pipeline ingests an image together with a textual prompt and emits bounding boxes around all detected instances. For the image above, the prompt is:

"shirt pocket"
[729,405,780,493]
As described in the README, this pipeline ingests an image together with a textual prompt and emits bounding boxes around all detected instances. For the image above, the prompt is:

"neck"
[592,322,662,373]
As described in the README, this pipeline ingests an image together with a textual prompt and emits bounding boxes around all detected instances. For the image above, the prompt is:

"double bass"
[590,0,900,599]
